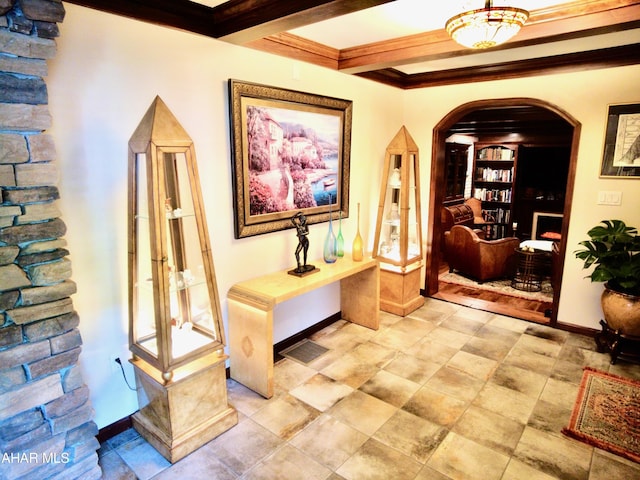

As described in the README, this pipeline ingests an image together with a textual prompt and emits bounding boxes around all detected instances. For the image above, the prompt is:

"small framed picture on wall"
[600,102,640,178]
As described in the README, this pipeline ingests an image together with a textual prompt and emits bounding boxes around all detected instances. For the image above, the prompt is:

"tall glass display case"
[128,96,236,462]
[372,126,425,315]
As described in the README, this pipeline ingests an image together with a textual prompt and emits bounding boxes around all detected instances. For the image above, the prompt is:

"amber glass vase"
[352,203,364,261]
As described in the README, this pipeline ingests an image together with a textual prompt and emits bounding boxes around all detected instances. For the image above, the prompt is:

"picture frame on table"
[228,79,352,238]
[600,103,640,178]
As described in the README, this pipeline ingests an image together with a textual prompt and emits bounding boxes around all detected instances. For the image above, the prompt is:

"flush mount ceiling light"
[445,1,529,49]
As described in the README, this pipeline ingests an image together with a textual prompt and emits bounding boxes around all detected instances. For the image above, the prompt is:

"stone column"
[0,1,101,479]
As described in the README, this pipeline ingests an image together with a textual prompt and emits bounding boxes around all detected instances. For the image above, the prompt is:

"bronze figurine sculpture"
[289,211,318,276]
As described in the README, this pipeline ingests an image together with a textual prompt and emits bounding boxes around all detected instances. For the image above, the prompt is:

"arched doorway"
[425,98,581,326]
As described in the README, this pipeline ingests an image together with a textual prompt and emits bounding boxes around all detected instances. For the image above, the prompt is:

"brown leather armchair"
[440,203,486,252]
[444,225,520,282]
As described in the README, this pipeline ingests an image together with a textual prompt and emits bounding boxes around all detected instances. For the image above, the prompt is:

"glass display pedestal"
[128,96,236,462]
[131,353,237,463]
[372,126,424,315]
[379,263,424,316]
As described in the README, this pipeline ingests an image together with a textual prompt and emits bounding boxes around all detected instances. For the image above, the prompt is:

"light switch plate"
[597,191,622,205]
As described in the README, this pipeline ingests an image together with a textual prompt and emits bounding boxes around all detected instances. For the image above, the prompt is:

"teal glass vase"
[323,206,337,263]
[336,211,345,257]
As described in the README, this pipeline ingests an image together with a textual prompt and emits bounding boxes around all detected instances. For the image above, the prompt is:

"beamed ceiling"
[64,0,640,90]
[63,1,638,136]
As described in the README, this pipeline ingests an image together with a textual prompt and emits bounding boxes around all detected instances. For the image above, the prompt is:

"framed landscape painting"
[229,79,352,238]
[600,103,640,178]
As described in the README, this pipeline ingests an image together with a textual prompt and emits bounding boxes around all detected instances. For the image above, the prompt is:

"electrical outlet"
[110,354,120,374]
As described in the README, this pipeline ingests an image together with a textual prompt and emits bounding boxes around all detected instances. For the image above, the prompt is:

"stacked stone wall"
[0,1,101,479]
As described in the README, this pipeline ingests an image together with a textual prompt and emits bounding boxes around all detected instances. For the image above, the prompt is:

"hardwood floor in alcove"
[431,261,554,325]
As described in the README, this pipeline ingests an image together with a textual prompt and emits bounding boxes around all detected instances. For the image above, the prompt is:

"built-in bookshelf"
[444,143,470,203]
[472,143,518,240]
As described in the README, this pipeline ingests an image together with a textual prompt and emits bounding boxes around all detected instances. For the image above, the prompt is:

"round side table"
[512,248,547,292]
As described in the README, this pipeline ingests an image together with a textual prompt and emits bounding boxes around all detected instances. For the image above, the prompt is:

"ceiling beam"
[64,0,395,43]
[247,33,340,69]
[211,0,396,44]
[356,43,640,89]
[64,0,218,37]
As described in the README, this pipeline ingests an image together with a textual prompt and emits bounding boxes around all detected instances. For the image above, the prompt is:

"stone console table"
[228,257,380,398]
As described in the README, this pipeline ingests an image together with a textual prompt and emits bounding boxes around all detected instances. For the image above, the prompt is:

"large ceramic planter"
[601,283,640,337]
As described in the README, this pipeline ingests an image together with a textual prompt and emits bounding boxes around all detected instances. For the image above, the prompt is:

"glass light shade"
[128,96,225,380]
[446,3,529,49]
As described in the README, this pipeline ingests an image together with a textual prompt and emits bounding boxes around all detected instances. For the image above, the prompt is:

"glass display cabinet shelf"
[130,149,221,373]
[127,96,236,463]
[372,126,425,316]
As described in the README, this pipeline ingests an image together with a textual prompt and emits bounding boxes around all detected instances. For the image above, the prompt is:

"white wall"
[49,5,403,428]
[403,68,640,331]
[49,5,640,429]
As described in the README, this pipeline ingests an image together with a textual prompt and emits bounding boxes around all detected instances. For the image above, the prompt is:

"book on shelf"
[473,187,512,202]
[481,208,511,224]
[475,166,513,182]
[477,147,515,161]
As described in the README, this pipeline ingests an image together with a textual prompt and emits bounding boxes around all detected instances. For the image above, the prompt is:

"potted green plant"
[575,219,640,336]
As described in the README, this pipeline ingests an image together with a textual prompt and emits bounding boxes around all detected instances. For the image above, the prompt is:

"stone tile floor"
[99,298,640,479]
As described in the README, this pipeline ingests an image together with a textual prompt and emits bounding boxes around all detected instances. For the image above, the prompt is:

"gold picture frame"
[229,79,352,238]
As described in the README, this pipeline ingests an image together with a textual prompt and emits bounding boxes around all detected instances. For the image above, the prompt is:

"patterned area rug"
[562,367,640,463]
[439,271,553,302]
